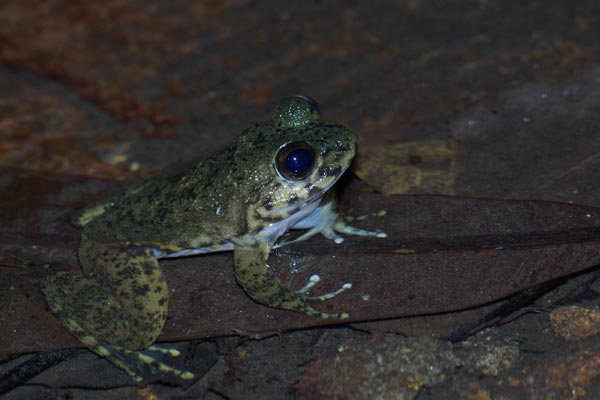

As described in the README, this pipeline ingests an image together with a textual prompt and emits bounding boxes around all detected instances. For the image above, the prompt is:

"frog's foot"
[104,343,195,384]
[234,245,350,320]
[81,334,194,383]
[280,214,387,246]
[295,274,352,302]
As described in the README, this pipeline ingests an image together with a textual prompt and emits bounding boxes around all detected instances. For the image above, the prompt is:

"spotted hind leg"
[42,239,194,382]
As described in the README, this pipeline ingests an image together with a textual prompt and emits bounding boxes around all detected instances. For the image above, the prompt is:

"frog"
[42,95,387,383]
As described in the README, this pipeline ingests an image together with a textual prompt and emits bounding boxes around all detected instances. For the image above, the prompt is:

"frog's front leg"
[42,236,194,382]
[233,243,349,319]
[279,190,387,247]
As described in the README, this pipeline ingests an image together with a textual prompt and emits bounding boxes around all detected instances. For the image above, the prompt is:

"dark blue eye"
[285,149,313,174]
[276,142,316,180]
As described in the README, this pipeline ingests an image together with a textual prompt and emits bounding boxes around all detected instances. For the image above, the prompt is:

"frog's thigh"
[81,240,169,349]
[45,240,169,350]
[43,272,131,348]
[233,244,347,319]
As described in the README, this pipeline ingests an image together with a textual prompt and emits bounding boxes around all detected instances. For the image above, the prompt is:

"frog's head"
[237,95,357,233]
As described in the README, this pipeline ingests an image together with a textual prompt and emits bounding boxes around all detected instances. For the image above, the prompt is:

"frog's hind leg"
[42,239,194,382]
[233,243,350,319]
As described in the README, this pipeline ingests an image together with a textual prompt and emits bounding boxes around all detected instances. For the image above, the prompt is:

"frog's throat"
[256,196,323,245]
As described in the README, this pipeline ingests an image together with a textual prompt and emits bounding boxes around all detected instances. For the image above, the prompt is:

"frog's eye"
[295,94,321,115]
[275,141,316,181]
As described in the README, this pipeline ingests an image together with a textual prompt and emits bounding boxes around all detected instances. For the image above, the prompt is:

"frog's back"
[81,146,246,250]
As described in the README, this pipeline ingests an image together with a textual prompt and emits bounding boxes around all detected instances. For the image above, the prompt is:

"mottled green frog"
[43,95,386,382]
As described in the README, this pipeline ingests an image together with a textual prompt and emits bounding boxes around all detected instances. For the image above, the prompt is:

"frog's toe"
[95,341,195,384]
[291,274,352,319]
[146,344,183,357]
[311,281,353,302]
[276,225,342,247]
[297,303,350,320]
[269,285,352,320]
[296,274,352,301]
[129,346,196,382]
[334,219,387,238]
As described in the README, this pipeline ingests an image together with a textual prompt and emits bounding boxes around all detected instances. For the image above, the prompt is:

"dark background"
[2,1,600,399]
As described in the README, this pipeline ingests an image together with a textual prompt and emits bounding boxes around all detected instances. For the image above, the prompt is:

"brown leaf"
[3,172,600,353]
